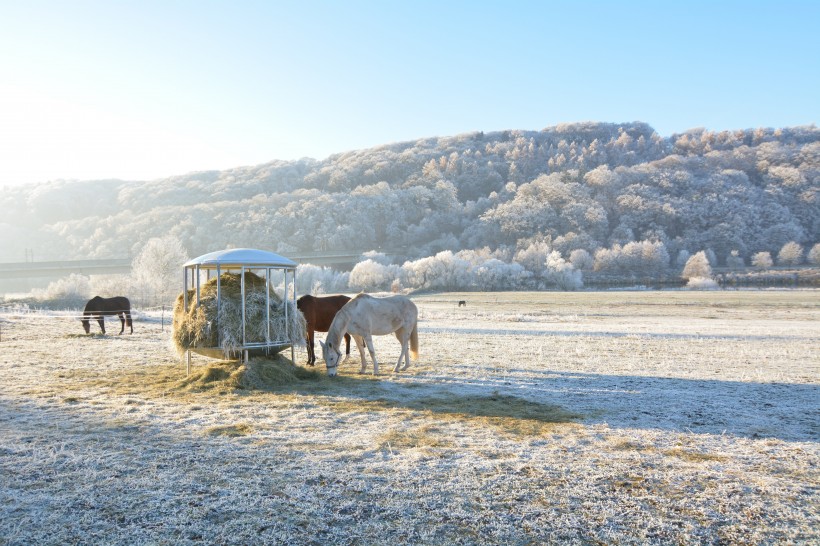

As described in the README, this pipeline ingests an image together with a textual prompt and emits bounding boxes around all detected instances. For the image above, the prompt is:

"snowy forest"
[1,122,818,298]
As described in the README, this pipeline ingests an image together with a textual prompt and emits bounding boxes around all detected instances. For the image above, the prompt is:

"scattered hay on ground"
[174,355,321,393]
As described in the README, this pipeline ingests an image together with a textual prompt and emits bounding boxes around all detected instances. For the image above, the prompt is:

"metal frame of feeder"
[181,248,298,374]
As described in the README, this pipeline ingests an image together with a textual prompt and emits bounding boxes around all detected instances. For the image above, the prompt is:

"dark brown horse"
[81,296,133,335]
[297,294,351,366]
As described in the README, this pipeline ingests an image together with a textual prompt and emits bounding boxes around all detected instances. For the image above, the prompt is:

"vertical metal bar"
[195,265,201,306]
[265,267,271,343]
[284,268,290,337]
[290,267,296,363]
[216,264,221,349]
[186,350,191,376]
[183,267,188,310]
[241,265,246,348]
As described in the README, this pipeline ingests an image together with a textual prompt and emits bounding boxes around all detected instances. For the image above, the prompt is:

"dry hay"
[175,355,322,393]
[172,271,306,358]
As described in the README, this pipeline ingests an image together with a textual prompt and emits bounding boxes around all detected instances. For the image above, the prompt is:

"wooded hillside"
[1,122,817,271]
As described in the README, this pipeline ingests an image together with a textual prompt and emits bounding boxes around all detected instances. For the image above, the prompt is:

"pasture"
[1,290,818,544]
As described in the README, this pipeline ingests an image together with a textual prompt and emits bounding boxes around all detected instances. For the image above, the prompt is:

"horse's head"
[319,340,340,377]
[81,317,90,334]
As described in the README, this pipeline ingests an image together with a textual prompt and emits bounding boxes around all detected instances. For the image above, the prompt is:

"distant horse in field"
[320,293,418,377]
[81,296,133,335]
[296,294,352,366]
[458,300,467,307]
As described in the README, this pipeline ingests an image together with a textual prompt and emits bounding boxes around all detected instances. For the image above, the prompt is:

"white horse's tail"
[409,321,419,360]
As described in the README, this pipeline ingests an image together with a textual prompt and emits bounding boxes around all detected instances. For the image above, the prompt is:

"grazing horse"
[81,296,133,335]
[458,300,467,307]
[296,294,352,366]
[320,293,418,377]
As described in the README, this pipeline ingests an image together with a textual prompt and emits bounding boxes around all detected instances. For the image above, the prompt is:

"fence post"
[161,305,165,332]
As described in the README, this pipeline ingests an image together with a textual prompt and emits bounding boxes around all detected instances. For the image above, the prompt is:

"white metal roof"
[183,248,297,268]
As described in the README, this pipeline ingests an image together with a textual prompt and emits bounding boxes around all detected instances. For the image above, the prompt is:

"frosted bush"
[296,264,349,294]
[686,276,720,290]
[34,273,92,307]
[349,260,400,291]
[545,251,583,290]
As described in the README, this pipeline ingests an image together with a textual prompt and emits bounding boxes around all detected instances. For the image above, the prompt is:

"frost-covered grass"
[0,290,818,544]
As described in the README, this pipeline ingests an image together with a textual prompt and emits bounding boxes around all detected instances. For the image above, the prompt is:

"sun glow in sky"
[1,0,817,187]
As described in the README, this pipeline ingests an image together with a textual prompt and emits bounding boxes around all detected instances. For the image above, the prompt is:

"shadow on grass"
[174,355,582,434]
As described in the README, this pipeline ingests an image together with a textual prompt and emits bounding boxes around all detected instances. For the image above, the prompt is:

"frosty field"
[1,290,818,545]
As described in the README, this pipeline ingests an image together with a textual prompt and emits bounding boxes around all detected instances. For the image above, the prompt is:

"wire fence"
[0,304,173,342]
[0,305,309,362]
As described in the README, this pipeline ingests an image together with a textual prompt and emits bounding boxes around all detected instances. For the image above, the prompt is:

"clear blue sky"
[1,0,817,187]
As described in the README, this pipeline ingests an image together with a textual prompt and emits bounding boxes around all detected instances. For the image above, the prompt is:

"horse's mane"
[327,302,351,350]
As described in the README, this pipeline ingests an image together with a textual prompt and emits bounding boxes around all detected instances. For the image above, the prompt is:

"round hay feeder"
[174,248,304,373]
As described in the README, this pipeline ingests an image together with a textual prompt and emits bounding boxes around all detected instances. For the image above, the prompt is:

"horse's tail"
[409,320,419,360]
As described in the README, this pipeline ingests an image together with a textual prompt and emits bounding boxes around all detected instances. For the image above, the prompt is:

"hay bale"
[172,271,306,358]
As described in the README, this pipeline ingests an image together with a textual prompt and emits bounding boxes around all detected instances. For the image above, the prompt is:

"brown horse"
[297,294,351,366]
[81,296,133,335]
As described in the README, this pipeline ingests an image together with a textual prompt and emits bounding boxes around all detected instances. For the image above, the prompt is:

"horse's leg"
[97,316,105,335]
[401,327,412,370]
[363,335,379,375]
[343,333,351,360]
[306,329,315,365]
[352,335,368,373]
[392,329,408,372]
[402,336,412,371]
[393,328,412,371]
[118,312,125,335]
[126,311,133,334]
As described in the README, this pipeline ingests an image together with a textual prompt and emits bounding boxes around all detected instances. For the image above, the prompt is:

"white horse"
[319,293,418,376]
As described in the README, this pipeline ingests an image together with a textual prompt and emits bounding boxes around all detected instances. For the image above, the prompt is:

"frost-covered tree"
[704,249,718,267]
[349,260,399,291]
[544,251,582,290]
[751,251,773,269]
[725,250,745,268]
[569,248,594,271]
[360,250,392,266]
[401,251,473,290]
[132,236,190,306]
[474,259,528,291]
[514,238,553,278]
[808,243,820,266]
[295,264,349,294]
[682,251,712,280]
[777,241,804,266]
[593,240,668,275]
[33,273,91,307]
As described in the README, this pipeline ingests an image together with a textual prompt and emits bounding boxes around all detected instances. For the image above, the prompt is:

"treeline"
[1,122,817,285]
